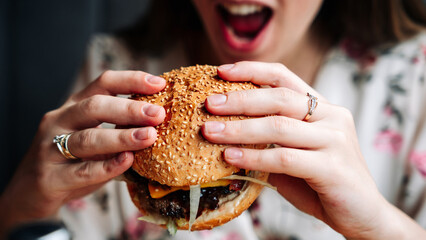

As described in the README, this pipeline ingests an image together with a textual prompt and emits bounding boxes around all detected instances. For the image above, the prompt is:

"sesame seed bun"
[131,65,266,186]
[127,65,269,231]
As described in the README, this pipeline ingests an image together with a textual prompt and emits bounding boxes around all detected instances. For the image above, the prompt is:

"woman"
[1,0,426,239]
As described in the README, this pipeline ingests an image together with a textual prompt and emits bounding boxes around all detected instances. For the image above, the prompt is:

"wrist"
[0,191,58,239]
[0,183,60,238]
[350,198,426,240]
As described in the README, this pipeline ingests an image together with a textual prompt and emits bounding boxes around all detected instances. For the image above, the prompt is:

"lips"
[216,3,273,50]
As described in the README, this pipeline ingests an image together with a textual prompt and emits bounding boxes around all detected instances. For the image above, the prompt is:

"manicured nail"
[218,64,235,71]
[143,104,162,117]
[115,152,127,165]
[225,148,243,161]
[204,121,225,133]
[207,94,227,106]
[146,74,165,84]
[133,129,151,140]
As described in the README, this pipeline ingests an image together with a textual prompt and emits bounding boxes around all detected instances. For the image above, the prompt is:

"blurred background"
[0,0,151,192]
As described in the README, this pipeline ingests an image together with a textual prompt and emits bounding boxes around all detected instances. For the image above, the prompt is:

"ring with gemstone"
[303,92,318,121]
[53,133,78,159]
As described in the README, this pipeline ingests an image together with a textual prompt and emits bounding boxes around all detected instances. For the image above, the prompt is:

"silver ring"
[303,92,318,121]
[53,133,78,159]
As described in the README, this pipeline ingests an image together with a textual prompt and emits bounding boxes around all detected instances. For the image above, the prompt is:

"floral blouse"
[62,33,426,240]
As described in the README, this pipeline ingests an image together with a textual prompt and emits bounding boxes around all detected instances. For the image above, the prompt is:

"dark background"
[0,0,151,192]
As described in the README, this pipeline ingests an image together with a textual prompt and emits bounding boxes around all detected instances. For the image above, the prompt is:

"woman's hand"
[202,61,426,239]
[0,70,166,233]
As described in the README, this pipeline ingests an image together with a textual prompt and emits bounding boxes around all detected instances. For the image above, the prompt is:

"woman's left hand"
[201,61,424,239]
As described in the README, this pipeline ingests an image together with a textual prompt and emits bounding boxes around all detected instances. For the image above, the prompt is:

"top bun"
[132,65,264,186]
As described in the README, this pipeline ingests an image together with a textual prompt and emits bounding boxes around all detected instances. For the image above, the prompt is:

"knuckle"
[274,87,293,103]
[119,129,133,146]
[278,149,294,169]
[270,116,290,135]
[339,107,354,121]
[41,110,57,123]
[74,162,92,181]
[75,130,96,152]
[336,106,355,129]
[80,95,103,116]
[229,91,246,107]
[127,101,143,120]
[103,160,114,175]
[225,121,242,137]
[330,129,348,145]
[273,62,287,71]
[98,70,114,83]
[39,110,58,130]
[129,71,144,84]
[272,63,288,87]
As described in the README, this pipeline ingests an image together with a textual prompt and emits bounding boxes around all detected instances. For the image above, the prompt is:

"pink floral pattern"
[410,151,426,177]
[340,38,377,70]
[66,198,87,211]
[221,232,243,240]
[374,129,403,155]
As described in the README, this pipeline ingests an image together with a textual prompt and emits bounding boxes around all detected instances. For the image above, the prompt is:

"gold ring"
[303,92,318,121]
[53,133,78,159]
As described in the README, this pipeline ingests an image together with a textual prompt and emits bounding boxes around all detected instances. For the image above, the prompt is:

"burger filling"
[124,169,246,220]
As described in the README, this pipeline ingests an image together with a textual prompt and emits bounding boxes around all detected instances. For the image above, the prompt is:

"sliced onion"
[137,215,167,225]
[167,218,178,236]
[189,184,201,231]
[221,175,277,191]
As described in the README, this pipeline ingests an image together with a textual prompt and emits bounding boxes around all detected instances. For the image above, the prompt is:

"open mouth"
[217,2,273,42]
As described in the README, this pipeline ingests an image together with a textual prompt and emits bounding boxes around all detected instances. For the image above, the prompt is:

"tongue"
[227,12,266,37]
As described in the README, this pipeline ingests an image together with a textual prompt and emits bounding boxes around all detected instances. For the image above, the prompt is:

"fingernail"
[133,129,151,140]
[143,104,162,117]
[146,74,165,84]
[225,148,243,161]
[204,121,225,133]
[115,152,127,165]
[218,64,235,71]
[207,94,227,106]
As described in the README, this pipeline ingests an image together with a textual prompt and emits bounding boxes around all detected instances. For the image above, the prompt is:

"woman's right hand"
[0,70,166,234]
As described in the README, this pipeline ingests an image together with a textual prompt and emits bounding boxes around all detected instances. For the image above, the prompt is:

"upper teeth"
[222,3,263,16]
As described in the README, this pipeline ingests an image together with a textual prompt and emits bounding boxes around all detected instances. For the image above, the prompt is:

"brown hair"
[117,0,426,57]
[315,0,426,46]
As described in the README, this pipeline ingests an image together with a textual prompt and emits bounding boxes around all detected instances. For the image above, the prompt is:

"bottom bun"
[127,171,269,230]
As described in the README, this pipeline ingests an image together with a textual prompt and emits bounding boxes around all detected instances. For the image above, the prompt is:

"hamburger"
[124,65,273,234]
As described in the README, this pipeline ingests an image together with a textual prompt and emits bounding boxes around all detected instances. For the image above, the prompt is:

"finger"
[223,147,328,179]
[72,70,166,102]
[202,116,332,149]
[217,61,325,101]
[58,95,165,129]
[206,87,327,122]
[67,127,157,158]
[58,151,133,189]
[268,174,324,220]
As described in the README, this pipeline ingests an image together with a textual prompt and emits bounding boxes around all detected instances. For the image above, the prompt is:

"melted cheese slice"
[148,179,232,199]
